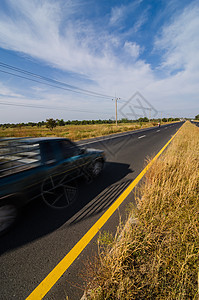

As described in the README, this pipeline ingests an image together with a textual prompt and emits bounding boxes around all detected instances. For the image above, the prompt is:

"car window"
[58,140,79,159]
[41,142,55,163]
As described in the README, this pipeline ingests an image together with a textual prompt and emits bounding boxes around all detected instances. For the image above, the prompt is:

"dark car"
[0,137,105,234]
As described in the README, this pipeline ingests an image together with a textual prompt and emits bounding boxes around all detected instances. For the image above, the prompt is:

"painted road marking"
[78,123,179,147]
[78,126,159,146]
[78,131,131,146]
[78,131,144,146]
[156,130,160,132]
[138,135,146,139]
[26,126,182,300]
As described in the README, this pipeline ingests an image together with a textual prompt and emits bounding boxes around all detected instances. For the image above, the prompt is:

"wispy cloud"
[109,0,143,27]
[124,41,140,59]
[0,82,23,98]
[155,2,199,72]
[0,0,148,91]
[0,0,96,74]
[109,5,126,26]
[0,0,198,122]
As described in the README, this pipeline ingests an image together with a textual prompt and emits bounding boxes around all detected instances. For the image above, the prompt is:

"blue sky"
[0,0,198,123]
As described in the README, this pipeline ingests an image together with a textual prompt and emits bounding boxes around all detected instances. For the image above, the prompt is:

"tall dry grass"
[0,122,169,140]
[84,121,199,299]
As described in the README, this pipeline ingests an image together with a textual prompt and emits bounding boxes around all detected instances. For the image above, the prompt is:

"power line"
[0,62,113,98]
[0,62,179,118]
[0,61,113,100]
[0,100,177,119]
[0,69,113,100]
[0,100,112,115]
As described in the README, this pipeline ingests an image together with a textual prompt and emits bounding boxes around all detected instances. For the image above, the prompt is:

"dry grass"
[0,122,168,141]
[84,121,199,300]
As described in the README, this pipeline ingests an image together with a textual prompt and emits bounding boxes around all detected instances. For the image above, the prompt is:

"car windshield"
[58,140,80,159]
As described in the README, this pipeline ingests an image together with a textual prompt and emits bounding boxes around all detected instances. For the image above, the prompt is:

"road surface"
[0,122,184,300]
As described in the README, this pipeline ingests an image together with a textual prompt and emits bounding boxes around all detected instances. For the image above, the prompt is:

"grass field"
[0,122,167,141]
[84,121,199,299]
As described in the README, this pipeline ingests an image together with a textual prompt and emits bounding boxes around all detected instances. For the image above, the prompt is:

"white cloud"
[109,0,142,26]
[132,8,148,33]
[124,41,140,59]
[0,0,149,93]
[109,6,125,26]
[0,0,198,121]
[143,1,199,116]
[155,2,199,72]
[0,0,92,74]
[0,83,114,123]
[0,82,23,98]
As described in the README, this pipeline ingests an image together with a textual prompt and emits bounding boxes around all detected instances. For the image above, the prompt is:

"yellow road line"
[26,127,181,300]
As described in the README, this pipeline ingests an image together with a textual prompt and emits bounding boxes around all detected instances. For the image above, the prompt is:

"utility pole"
[112,97,120,126]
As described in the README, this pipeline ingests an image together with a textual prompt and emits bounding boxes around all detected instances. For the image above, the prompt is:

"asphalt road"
[0,122,184,300]
[191,120,199,127]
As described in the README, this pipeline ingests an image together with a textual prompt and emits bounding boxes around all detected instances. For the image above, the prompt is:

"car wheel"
[0,204,18,235]
[91,160,104,177]
[41,176,78,209]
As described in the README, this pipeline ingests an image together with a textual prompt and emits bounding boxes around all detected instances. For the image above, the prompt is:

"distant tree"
[195,114,199,120]
[56,119,65,126]
[162,118,167,122]
[27,122,36,127]
[121,118,129,123]
[37,122,43,127]
[138,117,149,122]
[46,118,57,130]
[71,120,80,125]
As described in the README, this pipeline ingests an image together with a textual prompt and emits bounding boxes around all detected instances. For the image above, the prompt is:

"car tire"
[41,176,78,209]
[90,160,104,177]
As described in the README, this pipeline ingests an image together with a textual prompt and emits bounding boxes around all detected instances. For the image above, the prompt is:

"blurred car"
[0,137,105,234]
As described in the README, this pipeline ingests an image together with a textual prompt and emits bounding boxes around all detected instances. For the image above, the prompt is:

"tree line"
[0,117,182,130]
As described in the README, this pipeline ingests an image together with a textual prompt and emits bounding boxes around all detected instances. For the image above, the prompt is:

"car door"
[56,140,86,180]
[40,141,79,208]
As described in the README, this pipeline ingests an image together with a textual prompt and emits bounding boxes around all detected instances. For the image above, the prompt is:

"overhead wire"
[0,100,113,115]
[0,61,113,99]
[0,62,177,118]
[2,62,170,118]
[0,69,114,100]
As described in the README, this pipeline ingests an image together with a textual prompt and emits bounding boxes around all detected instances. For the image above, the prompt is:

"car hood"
[86,148,104,154]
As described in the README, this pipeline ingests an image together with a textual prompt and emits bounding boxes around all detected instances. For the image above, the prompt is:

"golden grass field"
[0,122,167,141]
[84,121,199,299]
